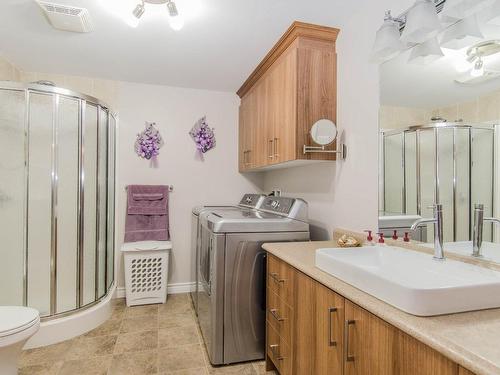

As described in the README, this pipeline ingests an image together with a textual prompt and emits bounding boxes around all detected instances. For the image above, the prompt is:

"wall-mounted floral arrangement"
[135,122,164,165]
[189,116,216,158]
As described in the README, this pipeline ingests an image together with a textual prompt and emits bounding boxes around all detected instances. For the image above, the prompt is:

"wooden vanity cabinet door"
[291,270,315,375]
[393,329,458,375]
[314,282,344,375]
[270,47,297,165]
[344,300,395,375]
[459,367,475,375]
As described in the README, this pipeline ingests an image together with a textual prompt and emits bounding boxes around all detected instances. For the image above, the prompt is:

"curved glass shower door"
[381,123,495,243]
[0,82,116,318]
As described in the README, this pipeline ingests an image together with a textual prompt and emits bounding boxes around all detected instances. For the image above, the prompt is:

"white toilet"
[0,307,40,375]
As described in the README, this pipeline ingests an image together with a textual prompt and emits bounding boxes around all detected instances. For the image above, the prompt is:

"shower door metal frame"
[0,81,117,320]
[381,122,495,242]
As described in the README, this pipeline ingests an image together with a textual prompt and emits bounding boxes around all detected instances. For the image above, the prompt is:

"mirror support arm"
[303,144,347,160]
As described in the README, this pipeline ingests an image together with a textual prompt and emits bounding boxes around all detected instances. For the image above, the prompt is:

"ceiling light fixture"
[439,15,483,49]
[131,0,184,30]
[401,0,442,44]
[464,40,500,76]
[370,11,405,63]
[133,1,145,19]
[471,57,484,76]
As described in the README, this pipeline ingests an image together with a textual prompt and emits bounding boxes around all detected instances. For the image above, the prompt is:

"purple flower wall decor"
[135,122,164,164]
[189,116,216,157]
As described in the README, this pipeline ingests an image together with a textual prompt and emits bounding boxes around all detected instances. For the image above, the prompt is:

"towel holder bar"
[125,185,173,192]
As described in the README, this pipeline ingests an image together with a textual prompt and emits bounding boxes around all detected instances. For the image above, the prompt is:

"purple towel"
[127,185,168,215]
[125,185,170,242]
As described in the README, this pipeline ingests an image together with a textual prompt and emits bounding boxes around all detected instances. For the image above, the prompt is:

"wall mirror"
[378,2,500,264]
[310,119,338,145]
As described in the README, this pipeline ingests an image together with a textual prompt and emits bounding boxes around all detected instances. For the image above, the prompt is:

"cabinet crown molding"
[236,21,340,99]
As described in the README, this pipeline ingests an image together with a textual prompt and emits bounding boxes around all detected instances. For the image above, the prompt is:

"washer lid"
[0,306,40,337]
[121,240,172,252]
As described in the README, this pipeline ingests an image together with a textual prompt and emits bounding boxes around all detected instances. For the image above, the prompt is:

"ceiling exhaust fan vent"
[37,1,93,33]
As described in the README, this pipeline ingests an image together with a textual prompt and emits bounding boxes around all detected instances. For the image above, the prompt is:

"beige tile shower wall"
[434,91,500,124]
[381,90,500,130]
[18,71,119,110]
[379,105,435,130]
[0,56,21,81]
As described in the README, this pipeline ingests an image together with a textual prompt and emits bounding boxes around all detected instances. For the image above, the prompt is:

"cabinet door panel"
[459,367,475,375]
[314,282,344,375]
[344,300,395,375]
[271,48,297,164]
[292,271,315,375]
[394,330,458,375]
[238,101,248,172]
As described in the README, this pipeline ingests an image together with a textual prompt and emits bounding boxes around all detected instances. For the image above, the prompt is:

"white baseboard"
[114,282,196,299]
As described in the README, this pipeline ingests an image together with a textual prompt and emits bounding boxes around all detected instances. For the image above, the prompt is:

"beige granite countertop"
[262,240,500,375]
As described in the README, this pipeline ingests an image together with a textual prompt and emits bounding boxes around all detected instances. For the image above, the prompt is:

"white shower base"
[24,284,115,349]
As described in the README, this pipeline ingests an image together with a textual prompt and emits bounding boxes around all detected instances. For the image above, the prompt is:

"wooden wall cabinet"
[266,254,475,375]
[237,22,339,172]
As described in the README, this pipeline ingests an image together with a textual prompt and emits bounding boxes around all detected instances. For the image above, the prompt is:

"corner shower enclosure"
[0,81,116,319]
[381,122,495,243]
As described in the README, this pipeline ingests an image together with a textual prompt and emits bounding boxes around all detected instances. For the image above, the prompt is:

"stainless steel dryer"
[190,194,265,314]
[197,196,309,365]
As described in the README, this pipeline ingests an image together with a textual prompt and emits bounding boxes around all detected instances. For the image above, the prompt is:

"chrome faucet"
[472,203,500,257]
[410,204,445,260]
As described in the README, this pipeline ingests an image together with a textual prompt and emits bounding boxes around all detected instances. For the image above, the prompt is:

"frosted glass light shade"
[371,18,405,62]
[441,0,494,20]
[484,0,500,25]
[401,0,442,44]
[440,15,483,49]
[408,37,444,64]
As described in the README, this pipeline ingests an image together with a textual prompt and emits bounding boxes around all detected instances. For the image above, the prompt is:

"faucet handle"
[364,230,373,242]
[392,230,398,240]
[376,232,385,244]
[403,232,410,242]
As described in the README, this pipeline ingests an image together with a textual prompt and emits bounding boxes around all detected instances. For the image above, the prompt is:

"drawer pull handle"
[270,308,285,322]
[328,307,338,347]
[269,272,285,284]
[269,344,285,361]
[345,319,355,362]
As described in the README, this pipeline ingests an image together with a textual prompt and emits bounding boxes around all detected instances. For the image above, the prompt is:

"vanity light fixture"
[370,11,405,63]
[483,0,500,25]
[401,0,442,44]
[131,0,184,30]
[408,36,444,64]
[440,15,483,49]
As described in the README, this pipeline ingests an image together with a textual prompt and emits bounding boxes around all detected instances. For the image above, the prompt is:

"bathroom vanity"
[263,240,500,375]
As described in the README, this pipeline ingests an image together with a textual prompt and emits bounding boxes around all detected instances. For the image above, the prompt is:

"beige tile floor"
[18,294,276,375]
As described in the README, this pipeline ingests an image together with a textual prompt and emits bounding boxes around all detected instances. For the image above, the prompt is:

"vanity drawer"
[267,255,295,306]
[267,288,293,344]
[267,322,292,375]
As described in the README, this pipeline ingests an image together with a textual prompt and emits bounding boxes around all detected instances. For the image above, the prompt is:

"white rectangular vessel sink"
[315,246,500,316]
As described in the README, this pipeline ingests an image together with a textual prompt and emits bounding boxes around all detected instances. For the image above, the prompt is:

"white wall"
[115,81,264,288]
[263,0,413,239]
